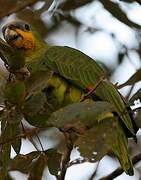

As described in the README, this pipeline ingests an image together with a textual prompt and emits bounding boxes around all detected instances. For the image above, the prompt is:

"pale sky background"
[1,0,141,179]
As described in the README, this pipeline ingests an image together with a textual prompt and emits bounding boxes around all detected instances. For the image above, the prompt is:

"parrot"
[1,20,138,175]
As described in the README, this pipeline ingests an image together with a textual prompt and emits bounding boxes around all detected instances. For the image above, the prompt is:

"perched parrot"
[1,20,138,175]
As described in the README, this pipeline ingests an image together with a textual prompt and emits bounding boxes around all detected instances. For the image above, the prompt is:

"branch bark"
[89,162,100,180]
[99,153,141,180]
[58,0,94,11]
[0,127,45,146]
[58,133,74,180]
[0,0,37,19]
[0,0,55,19]
[119,0,141,5]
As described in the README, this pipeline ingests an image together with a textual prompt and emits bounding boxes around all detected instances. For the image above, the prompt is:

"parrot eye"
[24,24,30,31]
[8,25,15,30]
[12,34,20,40]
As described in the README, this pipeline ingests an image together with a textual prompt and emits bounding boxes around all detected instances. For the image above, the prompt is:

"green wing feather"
[43,46,105,88]
[25,45,135,175]
[44,46,135,134]
[27,45,135,134]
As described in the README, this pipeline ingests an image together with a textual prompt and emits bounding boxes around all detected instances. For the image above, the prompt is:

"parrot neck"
[19,28,50,63]
[24,37,48,62]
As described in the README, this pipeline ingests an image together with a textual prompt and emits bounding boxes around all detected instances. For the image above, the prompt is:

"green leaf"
[0,108,22,154]
[0,143,11,178]
[5,173,13,180]
[0,38,13,60]
[0,118,13,143]
[75,118,117,160]
[10,152,39,173]
[0,73,7,105]
[23,92,51,127]
[0,119,12,178]
[133,109,141,128]
[5,81,26,105]
[7,50,25,71]
[0,38,25,71]
[10,150,61,176]
[25,70,53,98]
[46,100,133,175]
[23,92,46,116]
[118,69,141,88]
[25,114,51,127]
[12,135,22,154]
[28,153,46,180]
[75,118,133,175]
[47,101,115,129]
[8,110,21,154]
[46,149,61,176]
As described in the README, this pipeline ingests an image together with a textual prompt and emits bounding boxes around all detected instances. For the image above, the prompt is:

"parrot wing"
[42,46,105,89]
[28,45,135,135]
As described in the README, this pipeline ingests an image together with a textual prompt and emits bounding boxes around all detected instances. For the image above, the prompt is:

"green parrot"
[1,20,138,175]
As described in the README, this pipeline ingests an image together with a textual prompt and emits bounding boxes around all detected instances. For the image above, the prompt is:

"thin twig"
[35,133,45,152]
[80,76,106,102]
[89,162,100,180]
[21,121,40,151]
[36,0,54,15]
[126,84,135,100]
[58,133,74,180]
[29,137,40,151]
[119,0,141,5]
[99,153,141,180]
[0,127,43,146]
[68,158,94,168]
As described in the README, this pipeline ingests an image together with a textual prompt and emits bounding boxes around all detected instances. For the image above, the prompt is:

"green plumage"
[23,42,136,175]
[26,44,135,134]
[0,18,138,178]
[0,32,136,175]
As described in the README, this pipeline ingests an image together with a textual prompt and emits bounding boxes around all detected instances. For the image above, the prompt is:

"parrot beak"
[2,26,22,43]
[2,22,35,50]
[2,21,35,50]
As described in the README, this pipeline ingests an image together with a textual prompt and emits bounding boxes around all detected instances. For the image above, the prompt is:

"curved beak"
[3,27,22,42]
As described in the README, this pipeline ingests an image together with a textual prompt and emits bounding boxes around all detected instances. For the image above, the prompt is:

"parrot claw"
[9,67,30,81]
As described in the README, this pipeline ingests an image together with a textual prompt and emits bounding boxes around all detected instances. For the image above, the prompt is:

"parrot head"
[2,21,35,50]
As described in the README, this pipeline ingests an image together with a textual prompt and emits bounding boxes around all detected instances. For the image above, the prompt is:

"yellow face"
[2,21,35,50]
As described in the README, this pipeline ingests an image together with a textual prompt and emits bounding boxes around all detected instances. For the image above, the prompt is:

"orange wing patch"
[86,84,95,92]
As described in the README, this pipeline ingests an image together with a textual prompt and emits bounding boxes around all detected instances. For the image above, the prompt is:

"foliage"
[0,0,141,180]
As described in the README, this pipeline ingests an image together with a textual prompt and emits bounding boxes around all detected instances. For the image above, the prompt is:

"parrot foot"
[11,67,30,80]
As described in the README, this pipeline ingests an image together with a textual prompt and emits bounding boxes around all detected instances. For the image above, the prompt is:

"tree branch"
[58,0,94,11]
[119,0,141,5]
[0,127,45,146]
[58,133,74,180]
[0,0,37,19]
[89,162,100,180]
[99,153,141,180]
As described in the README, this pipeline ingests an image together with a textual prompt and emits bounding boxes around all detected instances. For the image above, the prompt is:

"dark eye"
[24,24,30,31]
[12,34,19,41]
[9,25,14,30]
